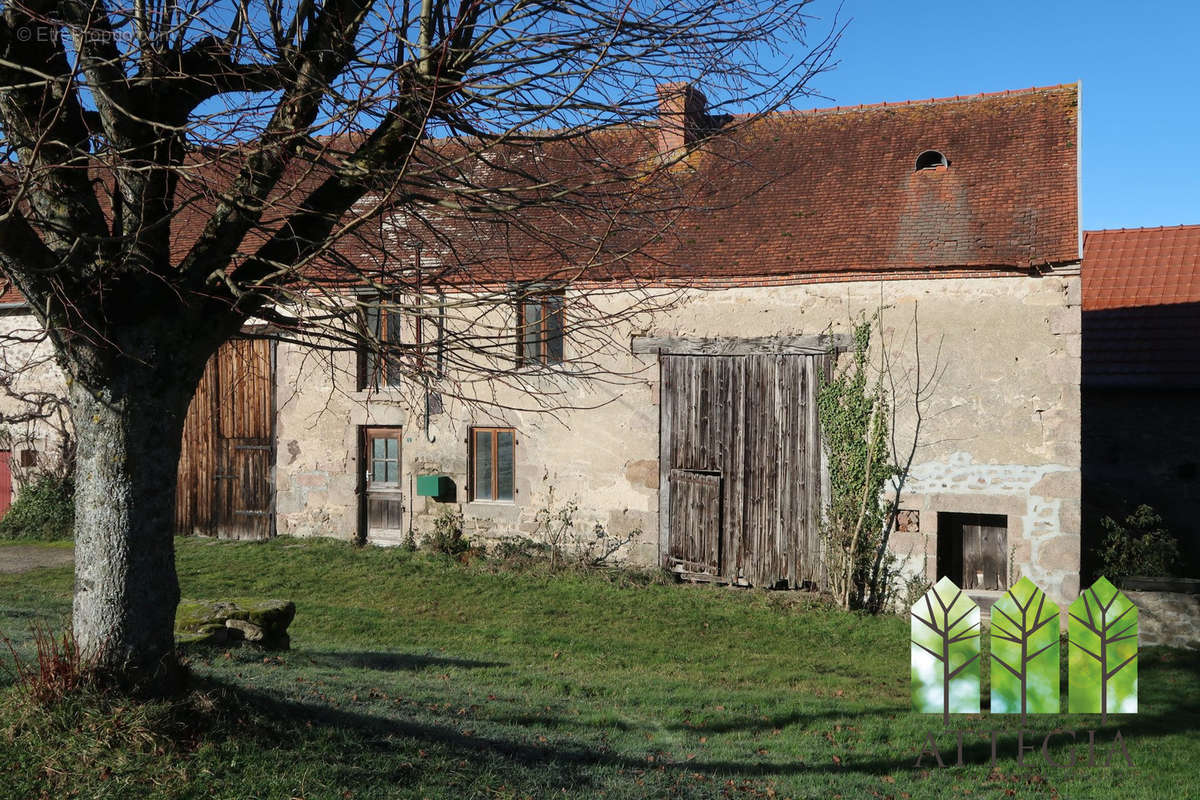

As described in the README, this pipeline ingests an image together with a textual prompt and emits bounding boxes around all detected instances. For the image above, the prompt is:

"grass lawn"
[0,538,1197,799]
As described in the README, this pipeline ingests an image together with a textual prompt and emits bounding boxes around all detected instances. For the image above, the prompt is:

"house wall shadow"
[1082,302,1200,578]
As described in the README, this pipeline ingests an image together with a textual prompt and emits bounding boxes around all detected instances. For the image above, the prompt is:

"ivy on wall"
[818,318,895,610]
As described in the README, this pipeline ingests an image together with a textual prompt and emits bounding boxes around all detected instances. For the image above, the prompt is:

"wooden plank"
[719,356,741,582]
[811,354,832,588]
[979,522,1007,590]
[962,523,983,589]
[632,334,853,356]
[777,354,798,586]
[669,568,729,584]
[658,357,673,566]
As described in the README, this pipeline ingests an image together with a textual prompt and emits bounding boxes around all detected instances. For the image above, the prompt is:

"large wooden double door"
[176,338,275,539]
[658,350,831,588]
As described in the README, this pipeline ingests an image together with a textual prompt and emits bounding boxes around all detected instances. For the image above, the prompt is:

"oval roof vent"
[915,150,949,171]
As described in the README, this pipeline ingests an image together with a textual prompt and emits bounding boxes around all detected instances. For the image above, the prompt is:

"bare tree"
[0,0,838,691]
[863,303,945,613]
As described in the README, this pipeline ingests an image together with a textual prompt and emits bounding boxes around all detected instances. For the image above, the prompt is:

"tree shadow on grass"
[160,645,1200,794]
[299,650,507,672]
[187,675,924,781]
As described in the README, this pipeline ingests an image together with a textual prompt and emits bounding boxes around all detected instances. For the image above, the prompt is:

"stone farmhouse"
[0,83,1084,608]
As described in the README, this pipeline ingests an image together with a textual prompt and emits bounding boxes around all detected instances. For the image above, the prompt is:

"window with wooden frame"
[470,427,516,502]
[358,299,405,389]
[412,295,446,378]
[516,291,564,366]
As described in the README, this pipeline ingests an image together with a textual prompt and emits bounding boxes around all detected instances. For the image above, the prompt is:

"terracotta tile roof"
[391,83,1081,285]
[690,84,1080,277]
[0,278,22,305]
[0,84,1081,305]
[1083,224,1200,387]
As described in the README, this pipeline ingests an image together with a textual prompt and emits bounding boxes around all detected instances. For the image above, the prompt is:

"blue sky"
[789,1,1199,231]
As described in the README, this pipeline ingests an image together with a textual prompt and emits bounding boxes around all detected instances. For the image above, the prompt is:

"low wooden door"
[215,440,273,537]
[363,427,405,542]
[937,512,1008,590]
[667,470,721,575]
[962,516,1008,590]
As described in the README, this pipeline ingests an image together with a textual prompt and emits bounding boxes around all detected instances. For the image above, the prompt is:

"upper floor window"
[517,291,564,366]
[358,299,404,389]
[413,296,445,378]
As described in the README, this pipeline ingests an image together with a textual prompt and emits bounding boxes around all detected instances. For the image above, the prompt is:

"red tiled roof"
[390,83,1081,284]
[0,278,22,305]
[0,84,1081,306]
[1083,224,1200,387]
[692,84,1080,277]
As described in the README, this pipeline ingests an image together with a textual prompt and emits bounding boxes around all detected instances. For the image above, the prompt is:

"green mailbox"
[416,474,454,501]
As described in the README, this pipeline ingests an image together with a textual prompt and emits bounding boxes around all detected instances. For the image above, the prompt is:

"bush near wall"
[0,475,74,541]
[1096,504,1181,585]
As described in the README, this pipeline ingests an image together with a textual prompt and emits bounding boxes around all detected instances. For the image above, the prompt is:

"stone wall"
[274,269,1083,608]
[1127,590,1200,649]
[0,310,71,492]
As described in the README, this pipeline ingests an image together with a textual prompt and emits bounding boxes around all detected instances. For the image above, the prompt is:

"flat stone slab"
[176,598,295,650]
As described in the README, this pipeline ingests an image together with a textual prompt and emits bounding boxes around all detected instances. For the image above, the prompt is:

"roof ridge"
[1085,223,1200,234]
[761,82,1079,119]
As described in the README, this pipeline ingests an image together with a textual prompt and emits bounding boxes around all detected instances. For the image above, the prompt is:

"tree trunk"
[69,359,197,695]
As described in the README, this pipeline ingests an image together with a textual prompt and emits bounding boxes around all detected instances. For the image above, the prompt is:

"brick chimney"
[656,82,708,155]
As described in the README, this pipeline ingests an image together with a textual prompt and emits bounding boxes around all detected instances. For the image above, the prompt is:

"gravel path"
[0,545,74,573]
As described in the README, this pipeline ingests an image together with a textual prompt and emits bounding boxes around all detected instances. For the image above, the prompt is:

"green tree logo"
[911,577,980,724]
[1069,577,1138,721]
[990,577,1060,719]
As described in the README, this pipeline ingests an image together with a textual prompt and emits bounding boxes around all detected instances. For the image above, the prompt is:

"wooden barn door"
[176,337,275,538]
[660,352,828,587]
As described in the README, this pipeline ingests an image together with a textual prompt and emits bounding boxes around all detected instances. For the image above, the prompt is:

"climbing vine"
[818,318,894,610]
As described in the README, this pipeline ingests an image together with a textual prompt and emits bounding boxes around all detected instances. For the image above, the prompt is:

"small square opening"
[937,512,1008,590]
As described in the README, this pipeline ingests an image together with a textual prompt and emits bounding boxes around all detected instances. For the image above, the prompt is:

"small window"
[516,291,564,366]
[914,150,949,171]
[359,299,405,389]
[471,427,516,502]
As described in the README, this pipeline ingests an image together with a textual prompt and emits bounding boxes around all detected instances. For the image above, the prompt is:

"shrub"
[530,487,636,571]
[492,536,547,565]
[425,507,470,556]
[0,474,74,541]
[1096,504,1180,585]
